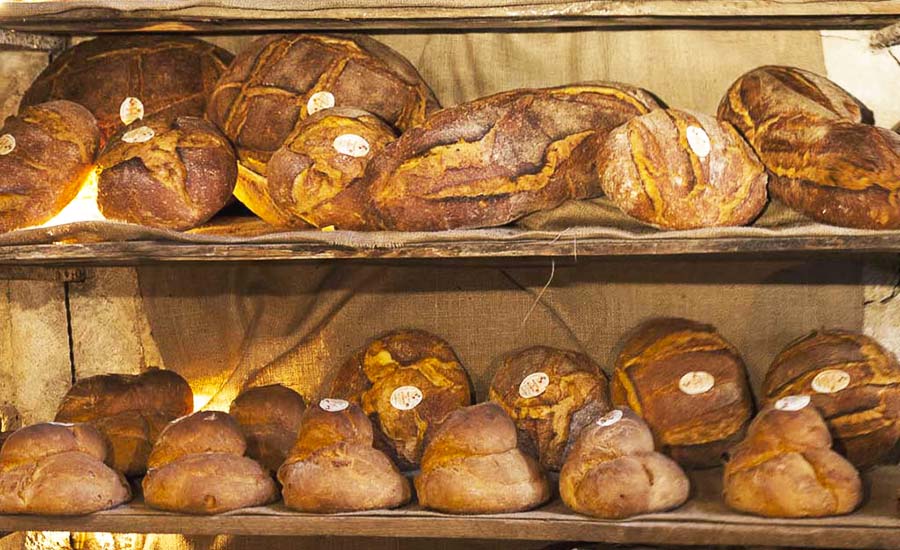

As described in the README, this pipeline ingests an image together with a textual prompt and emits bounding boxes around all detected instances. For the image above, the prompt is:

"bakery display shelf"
[1,0,900,32]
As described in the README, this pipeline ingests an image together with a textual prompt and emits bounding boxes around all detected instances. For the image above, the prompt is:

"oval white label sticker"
[597,409,623,427]
[519,372,550,399]
[390,386,423,411]
[686,125,711,158]
[319,398,349,412]
[0,134,15,156]
[775,394,811,412]
[307,91,335,115]
[679,371,715,395]
[811,369,850,394]
[122,126,155,144]
[119,97,145,126]
[333,134,371,158]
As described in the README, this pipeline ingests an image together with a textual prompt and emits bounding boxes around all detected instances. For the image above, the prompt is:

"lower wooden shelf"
[0,469,895,547]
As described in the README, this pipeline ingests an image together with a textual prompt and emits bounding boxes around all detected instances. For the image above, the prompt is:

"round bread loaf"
[560,408,689,518]
[763,330,900,468]
[230,384,307,473]
[599,109,767,229]
[723,396,863,518]
[415,402,550,514]
[91,411,170,477]
[96,116,237,230]
[610,318,755,468]
[265,108,397,229]
[718,65,900,229]
[489,346,611,471]
[0,423,131,515]
[0,100,100,232]
[278,399,410,513]
[147,411,245,470]
[324,329,473,470]
[22,36,233,143]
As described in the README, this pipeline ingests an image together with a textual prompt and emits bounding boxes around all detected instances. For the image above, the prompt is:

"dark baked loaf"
[324,329,473,469]
[22,36,232,143]
[229,384,307,473]
[265,108,397,228]
[599,108,767,229]
[96,116,237,230]
[0,100,100,232]
[489,346,611,471]
[724,396,863,518]
[364,83,662,230]
[610,318,755,468]
[763,330,900,468]
[718,65,900,229]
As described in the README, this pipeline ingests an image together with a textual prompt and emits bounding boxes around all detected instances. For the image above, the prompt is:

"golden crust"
[229,384,307,473]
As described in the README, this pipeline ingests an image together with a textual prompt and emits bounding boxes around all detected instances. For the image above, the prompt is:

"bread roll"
[598,109,767,229]
[611,318,754,468]
[560,408,689,518]
[55,369,193,476]
[22,36,232,143]
[0,100,100,232]
[324,329,473,469]
[365,83,662,231]
[0,423,130,515]
[143,411,276,514]
[723,396,863,517]
[718,65,900,229]
[763,330,900,468]
[489,346,611,471]
[230,384,307,473]
[96,116,237,230]
[278,399,410,512]
[415,402,550,514]
[265,108,397,229]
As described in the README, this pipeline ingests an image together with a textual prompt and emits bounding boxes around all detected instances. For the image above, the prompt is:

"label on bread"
[319,398,349,412]
[679,371,715,395]
[596,409,623,427]
[333,134,371,158]
[122,126,155,144]
[686,125,711,158]
[307,91,335,115]
[811,369,850,394]
[519,372,550,399]
[775,394,810,412]
[119,97,145,126]
[390,386,423,411]
[0,134,15,156]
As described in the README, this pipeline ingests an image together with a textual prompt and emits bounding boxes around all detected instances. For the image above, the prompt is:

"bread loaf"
[22,36,232,143]
[55,369,193,476]
[324,329,473,469]
[0,100,100,232]
[598,109,767,229]
[763,330,900,468]
[278,398,410,512]
[364,83,662,230]
[489,346,611,471]
[723,396,863,517]
[718,65,900,229]
[143,411,276,514]
[560,408,689,518]
[230,384,307,473]
[611,318,754,468]
[0,423,130,515]
[415,402,550,514]
[265,108,397,229]
[97,116,237,230]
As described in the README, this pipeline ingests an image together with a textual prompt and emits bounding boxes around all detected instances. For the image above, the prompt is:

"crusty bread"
[147,411,245,469]
[278,399,410,513]
[230,384,307,473]
[489,346,610,471]
[560,408,689,518]
[723,397,863,518]
[415,402,550,514]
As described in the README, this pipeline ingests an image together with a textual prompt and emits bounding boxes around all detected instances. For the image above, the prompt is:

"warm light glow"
[192,392,230,412]
[24,532,69,550]
[75,532,140,550]
[40,169,105,228]
[193,393,213,412]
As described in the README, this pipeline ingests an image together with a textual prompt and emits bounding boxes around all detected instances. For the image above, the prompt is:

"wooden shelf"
[1,1,899,32]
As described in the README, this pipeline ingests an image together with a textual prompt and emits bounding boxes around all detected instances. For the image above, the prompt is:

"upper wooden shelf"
[1,1,899,32]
